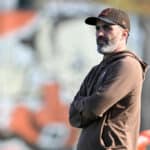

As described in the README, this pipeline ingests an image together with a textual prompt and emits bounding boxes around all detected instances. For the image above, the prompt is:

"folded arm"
[72,57,142,118]
[69,67,98,128]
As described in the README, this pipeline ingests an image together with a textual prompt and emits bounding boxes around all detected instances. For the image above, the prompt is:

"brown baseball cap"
[85,8,130,31]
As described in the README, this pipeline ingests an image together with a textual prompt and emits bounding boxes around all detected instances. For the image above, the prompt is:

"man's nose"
[99,31,104,36]
[97,30,104,36]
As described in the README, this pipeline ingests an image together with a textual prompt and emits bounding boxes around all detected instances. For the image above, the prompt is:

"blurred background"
[0,0,150,149]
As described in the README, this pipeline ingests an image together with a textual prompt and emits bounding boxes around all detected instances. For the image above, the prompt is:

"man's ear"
[122,29,129,39]
[122,29,129,43]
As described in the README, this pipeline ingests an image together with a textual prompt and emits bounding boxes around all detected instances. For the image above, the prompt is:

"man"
[69,8,148,150]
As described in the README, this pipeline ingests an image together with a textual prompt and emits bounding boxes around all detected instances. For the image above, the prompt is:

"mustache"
[96,36,109,45]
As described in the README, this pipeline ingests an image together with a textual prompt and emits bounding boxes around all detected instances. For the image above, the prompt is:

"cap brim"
[85,16,116,26]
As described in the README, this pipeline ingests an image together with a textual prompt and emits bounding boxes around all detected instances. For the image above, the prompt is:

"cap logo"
[100,8,111,16]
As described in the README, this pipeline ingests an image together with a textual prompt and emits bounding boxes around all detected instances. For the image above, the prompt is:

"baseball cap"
[85,8,130,31]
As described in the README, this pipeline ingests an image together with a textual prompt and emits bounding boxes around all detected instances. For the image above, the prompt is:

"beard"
[96,36,118,54]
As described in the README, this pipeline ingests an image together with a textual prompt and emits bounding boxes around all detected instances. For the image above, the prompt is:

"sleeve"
[69,67,98,128]
[73,57,143,117]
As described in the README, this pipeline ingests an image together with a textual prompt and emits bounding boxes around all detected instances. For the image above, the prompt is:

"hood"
[103,50,149,80]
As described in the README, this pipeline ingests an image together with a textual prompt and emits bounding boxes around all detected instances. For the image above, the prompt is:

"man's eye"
[103,25,112,31]
[96,26,100,30]
[96,25,112,31]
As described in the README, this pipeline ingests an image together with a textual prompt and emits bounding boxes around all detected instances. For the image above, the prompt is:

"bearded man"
[69,8,148,150]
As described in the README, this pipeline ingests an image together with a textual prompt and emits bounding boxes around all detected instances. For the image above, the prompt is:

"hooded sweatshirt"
[69,51,148,150]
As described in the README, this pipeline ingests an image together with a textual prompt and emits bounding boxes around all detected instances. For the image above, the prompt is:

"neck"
[115,40,127,52]
[103,43,127,59]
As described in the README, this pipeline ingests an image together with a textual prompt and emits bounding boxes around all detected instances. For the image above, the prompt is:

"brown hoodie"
[69,51,148,150]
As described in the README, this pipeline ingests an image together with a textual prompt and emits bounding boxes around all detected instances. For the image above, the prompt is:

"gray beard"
[97,42,117,54]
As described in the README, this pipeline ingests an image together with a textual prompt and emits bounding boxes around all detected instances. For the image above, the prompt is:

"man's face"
[96,20,125,54]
